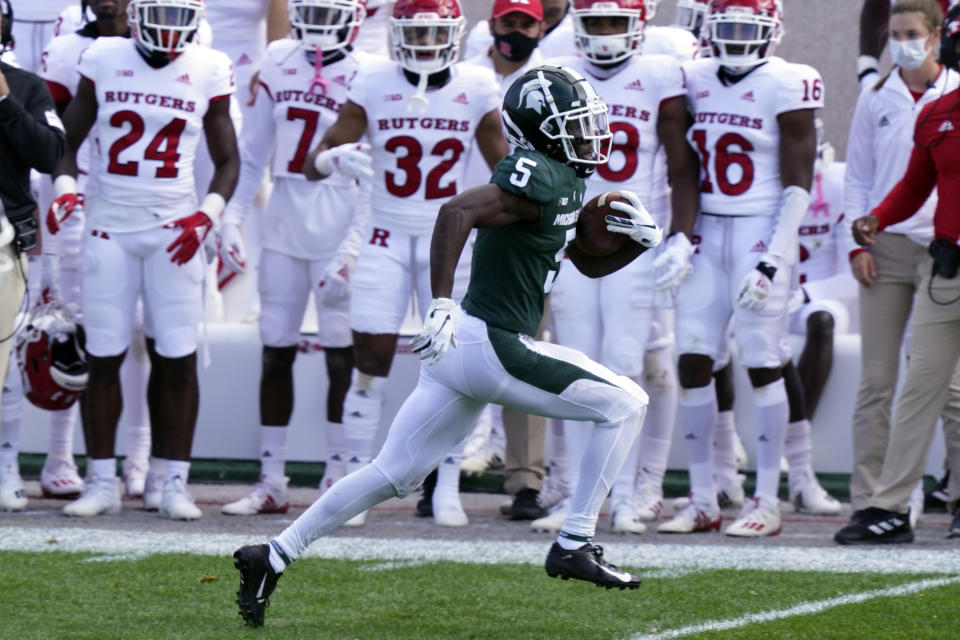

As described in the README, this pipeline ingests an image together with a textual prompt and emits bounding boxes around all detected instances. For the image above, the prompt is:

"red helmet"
[127,0,204,60]
[390,0,465,74]
[704,0,782,71]
[16,301,88,411]
[571,0,647,65]
[289,0,366,54]
[675,0,710,35]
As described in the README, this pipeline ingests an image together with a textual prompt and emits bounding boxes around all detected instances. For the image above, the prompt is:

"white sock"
[149,457,167,477]
[90,458,117,480]
[546,418,566,483]
[562,412,644,539]
[0,393,21,467]
[713,410,738,478]
[325,420,345,463]
[753,379,789,501]
[434,441,463,503]
[259,425,288,481]
[123,356,151,460]
[274,462,396,559]
[562,419,592,498]
[125,424,151,462]
[784,419,814,485]
[47,407,76,460]
[636,435,671,494]
[166,459,191,483]
[343,373,387,465]
[679,381,718,510]
[268,541,288,574]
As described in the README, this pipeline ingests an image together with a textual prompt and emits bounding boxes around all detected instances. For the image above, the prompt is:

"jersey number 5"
[107,110,186,178]
[691,129,755,196]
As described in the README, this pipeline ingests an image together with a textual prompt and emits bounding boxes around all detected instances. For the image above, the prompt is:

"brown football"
[575,191,631,257]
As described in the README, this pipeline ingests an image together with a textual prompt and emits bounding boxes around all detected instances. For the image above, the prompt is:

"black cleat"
[545,542,642,590]
[234,543,282,627]
[925,472,950,513]
[834,507,913,545]
[947,506,960,539]
[415,468,438,518]
[506,488,548,520]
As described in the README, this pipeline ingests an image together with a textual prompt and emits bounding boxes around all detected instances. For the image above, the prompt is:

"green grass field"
[4,549,959,639]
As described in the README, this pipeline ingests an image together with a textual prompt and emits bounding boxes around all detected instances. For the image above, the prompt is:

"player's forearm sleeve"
[768,186,811,263]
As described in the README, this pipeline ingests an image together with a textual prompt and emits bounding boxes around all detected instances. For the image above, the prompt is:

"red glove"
[165,211,213,265]
[46,193,84,235]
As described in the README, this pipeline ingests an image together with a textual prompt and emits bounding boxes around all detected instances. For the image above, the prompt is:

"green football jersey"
[461,149,586,336]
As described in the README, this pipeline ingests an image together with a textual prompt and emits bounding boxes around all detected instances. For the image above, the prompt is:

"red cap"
[492,0,544,20]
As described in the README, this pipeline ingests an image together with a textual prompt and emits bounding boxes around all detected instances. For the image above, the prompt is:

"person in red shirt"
[840,5,960,544]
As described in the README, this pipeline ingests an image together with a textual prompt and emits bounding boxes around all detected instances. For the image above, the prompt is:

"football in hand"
[575,191,631,257]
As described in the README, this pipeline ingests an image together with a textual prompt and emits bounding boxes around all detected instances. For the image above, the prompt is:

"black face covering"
[493,30,539,63]
[0,0,13,50]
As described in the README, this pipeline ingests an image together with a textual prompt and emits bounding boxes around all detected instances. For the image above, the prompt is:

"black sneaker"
[925,472,950,513]
[415,468,438,518]
[234,543,282,627]
[834,507,914,545]
[947,506,960,539]
[545,542,641,590]
[506,488,547,520]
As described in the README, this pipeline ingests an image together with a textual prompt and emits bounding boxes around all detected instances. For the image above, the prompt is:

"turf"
[2,551,958,639]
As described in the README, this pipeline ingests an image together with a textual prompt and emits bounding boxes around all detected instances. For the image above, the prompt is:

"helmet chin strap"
[308,49,330,96]
[407,72,430,113]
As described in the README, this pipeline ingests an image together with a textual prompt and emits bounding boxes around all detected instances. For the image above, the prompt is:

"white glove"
[736,256,779,311]
[409,297,459,365]
[317,253,355,305]
[653,233,695,290]
[218,223,246,275]
[604,190,663,249]
[313,142,375,179]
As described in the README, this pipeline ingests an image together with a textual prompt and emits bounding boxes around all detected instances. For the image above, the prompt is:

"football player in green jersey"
[233,66,662,625]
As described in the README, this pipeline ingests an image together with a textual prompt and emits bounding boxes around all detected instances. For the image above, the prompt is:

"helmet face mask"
[674,0,709,35]
[705,0,782,72]
[128,0,203,58]
[571,0,646,66]
[503,65,612,177]
[390,0,465,74]
[289,0,365,54]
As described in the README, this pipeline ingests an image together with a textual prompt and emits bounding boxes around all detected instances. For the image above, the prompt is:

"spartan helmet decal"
[518,77,551,115]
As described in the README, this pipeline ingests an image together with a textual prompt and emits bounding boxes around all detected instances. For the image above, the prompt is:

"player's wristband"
[53,174,78,198]
[849,247,870,261]
[199,193,226,229]
[757,261,777,280]
[857,55,879,82]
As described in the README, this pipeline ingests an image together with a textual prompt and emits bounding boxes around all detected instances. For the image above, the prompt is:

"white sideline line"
[3,526,960,576]
[625,576,960,640]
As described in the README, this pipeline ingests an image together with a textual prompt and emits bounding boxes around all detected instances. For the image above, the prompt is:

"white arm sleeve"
[221,88,276,227]
[334,174,372,259]
[767,185,812,267]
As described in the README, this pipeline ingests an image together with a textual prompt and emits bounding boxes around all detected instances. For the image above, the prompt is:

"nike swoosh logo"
[256,574,267,602]
[599,564,634,583]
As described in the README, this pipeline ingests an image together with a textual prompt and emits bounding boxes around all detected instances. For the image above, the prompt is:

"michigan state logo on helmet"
[501,65,613,178]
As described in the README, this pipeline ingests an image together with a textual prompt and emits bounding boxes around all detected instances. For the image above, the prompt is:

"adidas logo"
[685,433,698,440]
[878,115,890,127]
[453,92,469,105]
[282,68,297,76]
[263,451,272,458]
[237,53,253,66]
[741,90,755,102]
[350,411,362,417]
[697,90,710,99]
[758,434,769,442]
[332,74,347,86]
[175,73,191,85]
[939,120,954,132]
[750,240,767,252]
[625,79,644,91]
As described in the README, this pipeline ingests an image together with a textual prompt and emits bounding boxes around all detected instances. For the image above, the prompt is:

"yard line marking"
[358,559,433,572]
[625,576,960,640]
[3,526,960,576]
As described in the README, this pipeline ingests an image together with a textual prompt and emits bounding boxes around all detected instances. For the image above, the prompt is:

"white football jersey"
[204,0,269,70]
[683,56,824,217]
[15,0,75,22]
[78,37,235,230]
[553,54,685,228]
[348,59,500,235]
[644,25,699,64]
[797,162,846,284]
[227,39,373,258]
[41,30,98,193]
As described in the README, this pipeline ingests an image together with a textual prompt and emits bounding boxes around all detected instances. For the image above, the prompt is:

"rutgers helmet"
[289,0,366,54]
[571,0,648,65]
[502,65,612,178]
[704,0,782,71]
[16,302,88,411]
[128,0,204,62]
[675,0,710,36]
[390,0,465,74]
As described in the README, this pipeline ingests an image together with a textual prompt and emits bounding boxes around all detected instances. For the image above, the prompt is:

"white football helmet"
[704,0,783,72]
[675,0,710,35]
[389,0,465,74]
[289,0,365,54]
[571,0,648,66]
[127,0,204,59]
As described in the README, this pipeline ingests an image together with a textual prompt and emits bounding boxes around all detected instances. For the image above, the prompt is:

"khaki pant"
[873,256,960,513]
[0,243,27,426]
[850,233,960,509]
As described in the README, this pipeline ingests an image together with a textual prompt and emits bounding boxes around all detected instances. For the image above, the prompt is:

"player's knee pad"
[604,340,645,380]
[643,347,676,397]
[258,304,299,348]
[152,326,197,359]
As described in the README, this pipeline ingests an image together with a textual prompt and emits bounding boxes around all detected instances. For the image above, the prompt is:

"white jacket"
[843,66,960,247]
